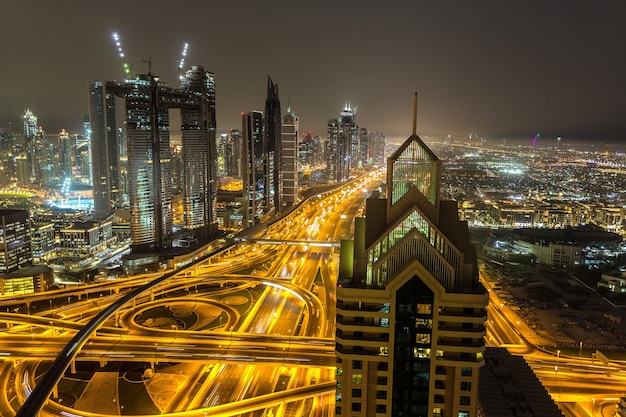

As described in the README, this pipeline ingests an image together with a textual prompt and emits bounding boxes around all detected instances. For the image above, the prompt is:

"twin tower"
[89,67,217,253]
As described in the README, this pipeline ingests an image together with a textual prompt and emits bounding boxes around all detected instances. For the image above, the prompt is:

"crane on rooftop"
[178,42,189,81]
[111,32,133,79]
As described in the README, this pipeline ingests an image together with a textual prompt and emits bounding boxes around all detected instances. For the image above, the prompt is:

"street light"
[555,350,560,373]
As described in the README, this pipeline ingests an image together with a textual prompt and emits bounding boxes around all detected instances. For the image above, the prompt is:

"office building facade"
[89,65,217,252]
[242,110,265,225]
[281,109,299,207]
[336,104,488,417]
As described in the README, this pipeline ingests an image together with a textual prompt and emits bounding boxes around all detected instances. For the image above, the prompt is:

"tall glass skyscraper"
[89,65,217,252]
[265,76,281,212]
[281,109,299,207]
[242,110,265,225]
[89,80,121,219]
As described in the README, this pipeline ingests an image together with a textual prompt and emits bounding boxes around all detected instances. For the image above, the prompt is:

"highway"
[7,166,621,417]
[3,172,383,417]
[482,269,626,417]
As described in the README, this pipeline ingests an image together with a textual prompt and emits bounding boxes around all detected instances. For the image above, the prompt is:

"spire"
[412,92,418,135]
[267,75,279,99]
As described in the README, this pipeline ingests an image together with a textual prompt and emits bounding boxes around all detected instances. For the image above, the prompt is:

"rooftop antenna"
[412,92,418,135]
[177,42,189,81]
[111,32,132,79]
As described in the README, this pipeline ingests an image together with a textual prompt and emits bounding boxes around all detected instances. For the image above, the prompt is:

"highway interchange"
[1,170,625,417]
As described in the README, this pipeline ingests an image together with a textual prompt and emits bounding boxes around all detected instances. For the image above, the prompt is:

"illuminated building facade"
[31,222,55,263]
[242,110,265,225]
[327,104,358,182]
[59,220,114,256]
[0,209,32,272]
[59,129,73,181]
[281,109,299,207]
[89,65,217,252]
[369,131,387,167]
[179,66,217,238]
[265,76,281,212]
[336,98,488,417]
[89,80,122,219]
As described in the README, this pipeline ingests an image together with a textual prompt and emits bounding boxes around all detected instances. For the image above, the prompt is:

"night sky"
[2,1,626,144]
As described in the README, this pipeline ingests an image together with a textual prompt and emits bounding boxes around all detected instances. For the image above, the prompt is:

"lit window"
[417,303,432,314]
[352,374,363,384]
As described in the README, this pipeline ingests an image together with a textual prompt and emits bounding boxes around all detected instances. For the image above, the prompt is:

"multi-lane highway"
[2,172,383,417]
[483,270,626,417]
[5,167,622,417]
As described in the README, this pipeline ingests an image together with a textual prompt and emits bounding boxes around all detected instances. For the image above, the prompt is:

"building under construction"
[89,66,217,253]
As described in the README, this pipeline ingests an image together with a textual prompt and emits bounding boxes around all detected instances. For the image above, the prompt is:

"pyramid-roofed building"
[336,94,488,417]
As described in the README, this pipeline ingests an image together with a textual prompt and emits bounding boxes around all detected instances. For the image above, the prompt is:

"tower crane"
[112,32,133,79]
[178,42,189,81]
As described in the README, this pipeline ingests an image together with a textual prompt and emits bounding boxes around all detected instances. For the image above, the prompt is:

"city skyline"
[2,1,626,144]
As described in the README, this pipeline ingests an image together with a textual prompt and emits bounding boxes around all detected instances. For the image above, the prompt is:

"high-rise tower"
[265,76,281,212]
[179,66,217,239]
[89,65,217,252]
[336,94,488,417]
[327,104,358,183]
[89,80,122,219]
[281,108,299,207]
[242,110,265,225]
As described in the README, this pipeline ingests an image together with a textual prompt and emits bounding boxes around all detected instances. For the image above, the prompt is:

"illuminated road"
[3,172,384,416]
[482,269,625,417]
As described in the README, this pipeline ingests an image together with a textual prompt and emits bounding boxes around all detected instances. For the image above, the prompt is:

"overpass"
[253,238,340,248]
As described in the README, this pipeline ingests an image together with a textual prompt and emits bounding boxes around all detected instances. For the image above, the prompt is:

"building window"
[435,365,446,375]
[461,367,472,377]
[460,381,472,391]
[416,317,433,329]
[352,360,363,370]
[352,374,363,384]
[458,411,470,417]
[460,396,471,406]
[416,333,431,344]
[376,390,387,399]
[352,388,362,398]
[378,362,388,371]
[376,404,387,414]
[336,406,341,415]
[377,376,388,385]
[417,303,432,314]
[351,402,361,412]
[337,367,343,376]
[434,394,444,403]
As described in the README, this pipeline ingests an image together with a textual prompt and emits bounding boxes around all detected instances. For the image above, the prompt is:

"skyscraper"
[179,66,218,239]
[327,104,358,183]
[89,65,217,252]
[241,76,285,223]
[336,94,488,417]
[265,76,281,212]
[89,80,121,219]
[0,209,32,272]
[59,129,73,182]
[281,108,299,207]
[22,109,37,183]
[242,110,265,225]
